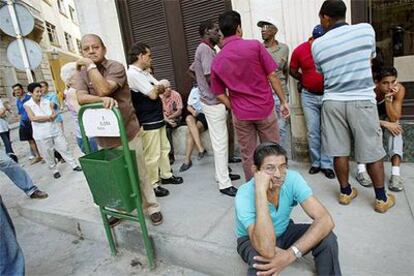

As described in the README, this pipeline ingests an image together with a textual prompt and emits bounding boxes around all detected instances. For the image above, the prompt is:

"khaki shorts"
[321,100,386,163]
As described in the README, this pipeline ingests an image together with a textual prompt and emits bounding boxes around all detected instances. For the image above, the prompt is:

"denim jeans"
[76,136,98,154]
[0,131,14,156]
[0,150,38,196]
[0,197,25,276]
[273,95,288,149]
[301,90,333,169]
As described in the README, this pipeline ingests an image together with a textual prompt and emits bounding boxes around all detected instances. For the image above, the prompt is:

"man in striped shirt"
[312,0,395,213]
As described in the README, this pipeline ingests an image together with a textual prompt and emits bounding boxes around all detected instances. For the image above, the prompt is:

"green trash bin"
[78,104,155,269]
[79,149,138,213]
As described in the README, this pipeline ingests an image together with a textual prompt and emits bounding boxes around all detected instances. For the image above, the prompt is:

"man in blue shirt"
[235,142,341,276]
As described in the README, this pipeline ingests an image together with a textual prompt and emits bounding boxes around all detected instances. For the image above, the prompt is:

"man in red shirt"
[290,25,335,179]
[211,11,290,181]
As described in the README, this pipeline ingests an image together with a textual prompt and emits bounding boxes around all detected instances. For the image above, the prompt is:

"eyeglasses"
[262,164,287,175]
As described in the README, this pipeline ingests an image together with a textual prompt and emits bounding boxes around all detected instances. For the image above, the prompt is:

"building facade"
[0,0,81,123]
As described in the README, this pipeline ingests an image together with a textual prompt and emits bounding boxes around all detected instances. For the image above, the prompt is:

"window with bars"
[64,32,75,52]
[69,5,78,24]
[57,0,66,15]
[46,22,59,46]
[76,39,81,54]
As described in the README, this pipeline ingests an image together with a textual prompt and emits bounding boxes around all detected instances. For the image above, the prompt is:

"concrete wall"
[73,0,126,65]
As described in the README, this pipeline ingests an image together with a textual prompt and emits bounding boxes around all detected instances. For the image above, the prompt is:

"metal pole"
[7,0,33,83]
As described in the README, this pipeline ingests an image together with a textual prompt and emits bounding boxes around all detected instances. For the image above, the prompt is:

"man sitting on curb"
[159,79,183,165]
[235,142,341,276]
[356,67,406,192]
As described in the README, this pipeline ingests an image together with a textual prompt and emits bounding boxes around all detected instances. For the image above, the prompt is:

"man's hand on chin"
[253,247,296,276]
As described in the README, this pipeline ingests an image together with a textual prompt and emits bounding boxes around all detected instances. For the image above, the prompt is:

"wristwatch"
[290,245,303,259]
[87,63,97,72]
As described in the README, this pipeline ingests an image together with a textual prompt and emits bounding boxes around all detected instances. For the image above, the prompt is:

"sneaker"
[29,155,35,160]
[389,175,404,192]
[31,156,43,165]
[375,193,396,213]
[53,171,61,179]
[338,187,358,205]
[161,175,183,185]
[30,190,48,199]
[197,150,207,160]
[179,161,192,172]
[356,171,372,187]
[150,212,163,226]
[73,166,82,172]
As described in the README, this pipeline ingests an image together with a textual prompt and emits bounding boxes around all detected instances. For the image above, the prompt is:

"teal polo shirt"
[235,170,312,238]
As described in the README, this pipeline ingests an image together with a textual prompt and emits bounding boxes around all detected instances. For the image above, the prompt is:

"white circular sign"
[7,38,43,70]
[0,3,35,37]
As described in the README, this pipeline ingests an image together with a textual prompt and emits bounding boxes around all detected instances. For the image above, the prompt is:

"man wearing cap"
[290,25,335,179]
[258,18,290,148]
[211,11,290,181]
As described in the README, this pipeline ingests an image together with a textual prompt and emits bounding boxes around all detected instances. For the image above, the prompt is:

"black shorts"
[196,113,208,130]
[19,121,33,141]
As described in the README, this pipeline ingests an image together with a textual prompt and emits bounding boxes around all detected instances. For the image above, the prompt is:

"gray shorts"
[384,130,403,158]
[321,100,386,163]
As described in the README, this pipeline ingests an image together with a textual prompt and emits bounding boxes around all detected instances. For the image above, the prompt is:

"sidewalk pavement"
[1,112,414,275]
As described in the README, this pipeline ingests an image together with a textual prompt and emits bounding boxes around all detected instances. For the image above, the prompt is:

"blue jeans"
[0,150,38,196]
[0,197,25,276]
[273,95,288,149]
[0,131,14,155]
[76,136,98,154]
[301,90,332,169]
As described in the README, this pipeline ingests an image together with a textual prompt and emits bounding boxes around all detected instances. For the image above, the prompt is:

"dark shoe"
[154,186,170,197]
[228,166,232,173]
[197,150,207,160]
[150,212,163,226]
[108,216,121,227]
[30,190,48,199]
[9,153,18,163]
[229,174,241,181]
[321,168,335,179]
[309,166,321,175]
[161,175,183,185]
[73,166,82,172]
[220,186,238,197]
[228,157,242,163]
[179,161,192,172]
[53,171,61,179]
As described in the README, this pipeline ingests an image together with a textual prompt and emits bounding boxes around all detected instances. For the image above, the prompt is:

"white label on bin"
[82,109,120,137]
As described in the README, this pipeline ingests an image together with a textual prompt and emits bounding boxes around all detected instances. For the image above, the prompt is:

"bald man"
[72,34,164,226]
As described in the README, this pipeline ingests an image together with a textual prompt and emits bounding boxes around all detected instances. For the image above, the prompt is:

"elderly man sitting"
[159,79,183,164]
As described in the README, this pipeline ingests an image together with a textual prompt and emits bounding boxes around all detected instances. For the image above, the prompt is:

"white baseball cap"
[257,17,278,28]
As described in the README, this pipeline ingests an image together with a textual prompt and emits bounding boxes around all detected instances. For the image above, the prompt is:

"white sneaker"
[389,175,404,192]
[356,171,372,187]
[29,155,35,160]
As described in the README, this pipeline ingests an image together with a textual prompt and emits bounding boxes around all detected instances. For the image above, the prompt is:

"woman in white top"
[24,82,82,179]
[0,98,18,162]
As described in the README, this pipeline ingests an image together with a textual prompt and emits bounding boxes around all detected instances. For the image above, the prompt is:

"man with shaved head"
[72,34,164,226]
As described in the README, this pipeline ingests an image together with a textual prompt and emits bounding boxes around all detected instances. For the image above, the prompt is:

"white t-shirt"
[24,98,60,140]
[127,65,159,95]
[0,99,9,133]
